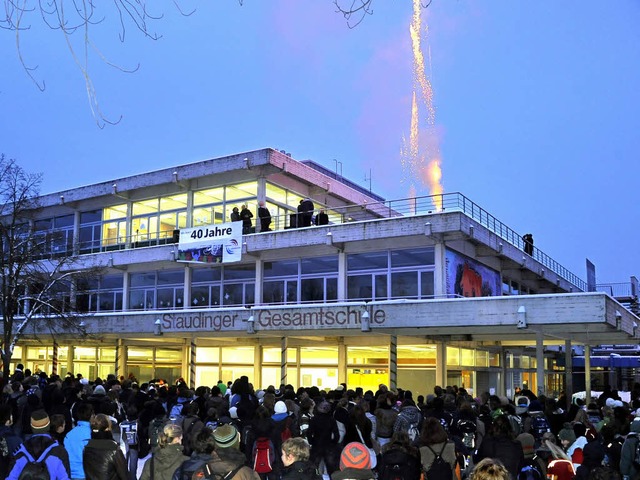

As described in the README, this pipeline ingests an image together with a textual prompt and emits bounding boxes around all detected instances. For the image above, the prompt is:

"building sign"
[159,306,386,333]
[445,249,501,297]
[176,222,242,264]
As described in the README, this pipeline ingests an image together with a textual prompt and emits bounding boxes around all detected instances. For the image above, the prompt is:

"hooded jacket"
[7,434,70,480]
[140,443,189,480]
[620,419,640,479]
[203,447,260,480]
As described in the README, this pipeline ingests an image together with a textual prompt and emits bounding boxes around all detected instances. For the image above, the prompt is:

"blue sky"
[1,1,639,285]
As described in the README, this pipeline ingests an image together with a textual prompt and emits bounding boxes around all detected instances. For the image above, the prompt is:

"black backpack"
[424,444,452,480]
[17,441,58,480]
[379,448,421,480]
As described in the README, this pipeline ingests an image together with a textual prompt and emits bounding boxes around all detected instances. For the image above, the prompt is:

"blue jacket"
[8,434,70,480]
[64,421,91,479]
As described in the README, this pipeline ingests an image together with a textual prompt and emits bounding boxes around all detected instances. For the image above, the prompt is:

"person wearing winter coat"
[307,400,341,476]
[195,424,259,480]
[7,410,71,480]
[139,423,189,480]
[418,417,457,478]
[173,428,216,480]
[475,414,524,479]
[620,417,640,480]
[281,437,322,480]
[82,413,129,480]
[375,392,398,448]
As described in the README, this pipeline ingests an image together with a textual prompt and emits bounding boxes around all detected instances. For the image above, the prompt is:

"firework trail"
[400,0,444,211]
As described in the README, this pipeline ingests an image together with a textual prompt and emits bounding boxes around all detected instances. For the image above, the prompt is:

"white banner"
[176,222,242,264]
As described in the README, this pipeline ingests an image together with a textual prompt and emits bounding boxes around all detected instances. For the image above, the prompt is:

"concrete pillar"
[436,341,447,387]
[585,344,592,405]
[434,242,447,297]
[189,339,197,389]
[255,260,264,305]
[338,338,347,387]
[281,336,288,387]
[565,340,573,411]
[122,272,130,311]
[536,330,545,396]
[337,252,347,301]
[254,344,262,389]
[116,338,125,381]
[183,265,191,309]
[501,348,509,397]
[389,335,397,390]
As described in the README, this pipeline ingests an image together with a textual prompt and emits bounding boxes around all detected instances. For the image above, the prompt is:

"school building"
[5,148,639,401]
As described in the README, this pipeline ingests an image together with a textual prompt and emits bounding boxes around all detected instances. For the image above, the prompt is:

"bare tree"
[334,0,432,28]
[1,1,197,128]
[0,155,102,384]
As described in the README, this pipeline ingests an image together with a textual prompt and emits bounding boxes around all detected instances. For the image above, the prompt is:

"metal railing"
[65,192,586,291]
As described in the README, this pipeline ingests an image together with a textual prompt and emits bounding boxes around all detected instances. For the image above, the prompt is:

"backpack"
[632,435,640,469]
[0,437,11,479]
[252,437,275,474]
[299,412,312,439]
[121,420,139,446]
[517,463,543,480]
[197,464,243,480]
[407,422,420,442]
[379,448,421,480]
[508,414,523,436]
[181,417,200,456]
[530,414,551,442]
[149,418,167,449]
[281,416,293,442]
[425,444,452,480]
[456,419,477,450]
[17,441,58,480]
[169,401,188,425]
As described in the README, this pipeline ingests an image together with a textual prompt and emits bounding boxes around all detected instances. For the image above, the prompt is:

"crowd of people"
[2,364,640,480]
[229,199,329,234]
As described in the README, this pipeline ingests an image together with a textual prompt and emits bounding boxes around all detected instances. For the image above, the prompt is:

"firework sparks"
[401,0,444,211]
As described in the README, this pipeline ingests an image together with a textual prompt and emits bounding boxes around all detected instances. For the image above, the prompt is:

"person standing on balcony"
[257,201,272,232]
[300,198,314,227]
[240,205,253,234]
[523,233,534,256]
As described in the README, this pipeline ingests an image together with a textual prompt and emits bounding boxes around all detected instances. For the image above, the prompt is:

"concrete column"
[389,335,397,390]
[281,336,288,387]
[338,338,347,387]
[186,190,194,228]
[255,260,264,305]
[433,242,447,297]
[73,211,81,255]
[52,342,58,376]
[183,265,191,309]
[254,344,262,389]
[585,345,592,405]
[189,339,197,389]
[116,338,125,381]
[536,330,545,397]
[565,340,573,411]
[122,272,130,311]
[436,341,447,387]
[501,348,509,397]
[337,251,347,301]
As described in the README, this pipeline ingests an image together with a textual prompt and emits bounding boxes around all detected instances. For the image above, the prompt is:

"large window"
[77,274,124,312]
[129,270,184,310]
[263,256,338,305]
[34,214,75,257]
[348,247,435,301]
[191,265,255,307]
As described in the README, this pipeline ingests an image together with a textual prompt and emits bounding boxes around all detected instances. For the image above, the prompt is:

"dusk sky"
[1,1,638,286]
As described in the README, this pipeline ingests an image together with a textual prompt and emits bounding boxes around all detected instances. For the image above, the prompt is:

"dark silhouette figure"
[299,198,314,227]
[257,201,272,232]
[240,204,253,234]
[314,210,329,226]
[523,233,534,256]
[230,207,240,222]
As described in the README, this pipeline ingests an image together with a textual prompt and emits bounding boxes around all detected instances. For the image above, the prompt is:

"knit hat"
[274,401,288,414]
[340,442,371,470]
[528,400,543,412]
[31,410,51,433]
[516,433,536,459]
[515,396,530,415]
[558,424,576,443]
[213,424,240,449]
[93,385,106,395]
